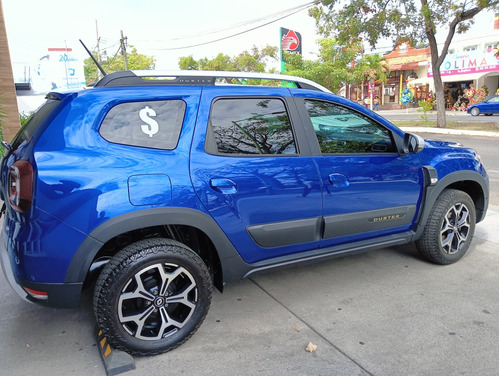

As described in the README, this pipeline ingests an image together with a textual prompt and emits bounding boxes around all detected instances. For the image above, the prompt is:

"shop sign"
[428,50,499,77]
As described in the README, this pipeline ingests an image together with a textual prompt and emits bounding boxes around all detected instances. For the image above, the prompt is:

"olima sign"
[429,51,499,77]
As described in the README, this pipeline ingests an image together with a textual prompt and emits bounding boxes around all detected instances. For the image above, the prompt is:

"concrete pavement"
[377,107,499,138]
[0,205,497,376]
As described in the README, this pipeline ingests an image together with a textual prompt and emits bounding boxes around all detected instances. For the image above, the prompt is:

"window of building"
[304,100,396,154]
[208,98,297,155]
[464,45,477,52]
[485,43,498,52]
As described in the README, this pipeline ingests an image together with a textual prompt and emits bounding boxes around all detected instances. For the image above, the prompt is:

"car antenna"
[79,39,107,77]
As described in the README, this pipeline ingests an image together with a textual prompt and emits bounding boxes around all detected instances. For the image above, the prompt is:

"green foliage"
[284,38,388,93]
[179,45,279,73]
[310,0,498,127]
[20,112,32,126]
[418,99,434,120]
[0,107,4,158]
[310,0,497,49]
[84,46,155,85]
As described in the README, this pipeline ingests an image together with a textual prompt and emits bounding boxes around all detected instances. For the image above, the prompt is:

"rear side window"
[100,100,186,149]
[208,98,297,155]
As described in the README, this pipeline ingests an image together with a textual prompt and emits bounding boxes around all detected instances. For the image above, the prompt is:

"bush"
[418,99,434,120]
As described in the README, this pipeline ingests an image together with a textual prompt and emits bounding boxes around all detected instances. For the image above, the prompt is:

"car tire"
[93,238,212,356]
[416,189,476,265]
[470,107,480,116]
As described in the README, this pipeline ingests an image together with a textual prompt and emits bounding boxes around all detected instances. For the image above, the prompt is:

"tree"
[310,0,499,128]
[284,38,388,95]
[284,38,356,93]
[84,46,155,85]
[179,45,279,72]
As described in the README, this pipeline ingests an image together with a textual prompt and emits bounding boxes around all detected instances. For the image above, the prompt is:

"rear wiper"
[1,141,12,152]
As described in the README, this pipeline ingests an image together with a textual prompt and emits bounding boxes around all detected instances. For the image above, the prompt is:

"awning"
[407,77,431,86]
[389,62,419,71]
[439,71,497,83]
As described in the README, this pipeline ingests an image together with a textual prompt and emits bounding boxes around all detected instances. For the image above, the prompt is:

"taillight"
[7,160,33,212]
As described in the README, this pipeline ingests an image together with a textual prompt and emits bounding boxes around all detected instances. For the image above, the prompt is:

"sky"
[3,0,498,82]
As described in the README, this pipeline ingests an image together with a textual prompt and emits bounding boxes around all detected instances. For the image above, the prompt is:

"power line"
[141,1,317,43]
[148,1,317,51]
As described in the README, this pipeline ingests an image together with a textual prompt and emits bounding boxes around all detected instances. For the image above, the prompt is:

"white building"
[411,24,499,103]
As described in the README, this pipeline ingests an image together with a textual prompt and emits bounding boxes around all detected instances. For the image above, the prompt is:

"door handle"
[328,173,349,188]
[209,178,237,194]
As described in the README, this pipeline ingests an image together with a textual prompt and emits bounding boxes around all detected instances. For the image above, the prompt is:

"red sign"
[282,30,299,51]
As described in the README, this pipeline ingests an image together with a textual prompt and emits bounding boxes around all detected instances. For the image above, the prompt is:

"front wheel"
[416,189,476,265]
[94,238,212,356]
[470,107,480,116]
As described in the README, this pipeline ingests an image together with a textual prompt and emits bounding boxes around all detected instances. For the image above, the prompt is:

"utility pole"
[120,30,128,70]
[96,20,102,79]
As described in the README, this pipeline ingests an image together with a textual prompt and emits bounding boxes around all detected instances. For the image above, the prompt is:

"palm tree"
[350,53,389,109]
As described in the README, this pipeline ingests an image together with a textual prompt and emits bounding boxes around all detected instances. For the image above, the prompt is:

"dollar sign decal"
[139,106,159,137]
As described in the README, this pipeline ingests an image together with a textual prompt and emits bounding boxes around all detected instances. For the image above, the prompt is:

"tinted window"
[100,100,185,149]
[12,98,60,150]
[305,100,396,154]
[209,98,297,155]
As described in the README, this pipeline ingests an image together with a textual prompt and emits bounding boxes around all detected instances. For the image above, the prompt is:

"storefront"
[428,49,499,109]
[383,42,431,107]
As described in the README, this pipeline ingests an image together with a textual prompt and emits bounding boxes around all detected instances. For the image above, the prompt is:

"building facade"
[383,42,430,107]
[381,15,499,109]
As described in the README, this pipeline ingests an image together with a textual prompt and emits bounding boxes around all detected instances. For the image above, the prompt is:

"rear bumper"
[0,220,83,308]
[0,225,32,303]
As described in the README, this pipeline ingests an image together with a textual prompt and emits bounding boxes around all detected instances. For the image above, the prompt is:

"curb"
[400,127,499,137]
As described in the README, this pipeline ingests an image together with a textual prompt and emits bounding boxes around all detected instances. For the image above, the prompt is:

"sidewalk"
[399,126,499,137]
[377,107,499,137]
[376,106,493,116]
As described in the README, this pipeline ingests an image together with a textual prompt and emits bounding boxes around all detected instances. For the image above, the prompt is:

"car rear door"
[190,87,322,263]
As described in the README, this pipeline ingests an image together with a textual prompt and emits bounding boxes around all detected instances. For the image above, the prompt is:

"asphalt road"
[0,133,497,376]
[382,111,499,123]
[415,133,498,206]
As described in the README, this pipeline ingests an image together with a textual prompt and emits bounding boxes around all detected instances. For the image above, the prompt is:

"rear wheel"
[94,238,212,356]
[416,189,476,265]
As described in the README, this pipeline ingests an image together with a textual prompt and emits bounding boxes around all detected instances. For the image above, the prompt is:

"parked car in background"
[467,94,499,116]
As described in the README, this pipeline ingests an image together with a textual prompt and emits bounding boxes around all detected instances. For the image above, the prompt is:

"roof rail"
[93,70,331,93]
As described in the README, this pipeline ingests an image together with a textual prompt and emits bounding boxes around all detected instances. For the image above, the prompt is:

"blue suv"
[0,71,489,356]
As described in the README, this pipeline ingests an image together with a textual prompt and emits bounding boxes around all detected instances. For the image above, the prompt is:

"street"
[0,131,497,376]
[382,111,499,123]
[414,133,498,206]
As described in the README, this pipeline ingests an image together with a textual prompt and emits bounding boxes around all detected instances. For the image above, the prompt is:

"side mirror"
[403,133,425,154]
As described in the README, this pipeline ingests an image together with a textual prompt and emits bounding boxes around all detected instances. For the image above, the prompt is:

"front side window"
[100,100,186,149]
[208,98,297,155]
[305,100,396,154]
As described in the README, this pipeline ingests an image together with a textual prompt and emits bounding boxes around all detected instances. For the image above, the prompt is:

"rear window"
[99,100,186,150]
[11,98,61,150]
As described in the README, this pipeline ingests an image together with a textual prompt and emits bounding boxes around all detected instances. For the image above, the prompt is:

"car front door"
[483,95,499,113]
[190,87,322,263]
[294,94,424,248]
